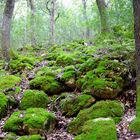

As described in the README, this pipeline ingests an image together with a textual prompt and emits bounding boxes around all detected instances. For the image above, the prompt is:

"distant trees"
[96,0,109,33]
[1,0,15,62]
[28,0,36,47]
[81,0,90,39]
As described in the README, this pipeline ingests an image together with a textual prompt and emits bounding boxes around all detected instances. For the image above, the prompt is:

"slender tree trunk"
[133,0,140,116]
[1,0,15,62]
[81,0,90,39]
[96,0,108,33]
[50,0,56,44]
[29,0,36,47]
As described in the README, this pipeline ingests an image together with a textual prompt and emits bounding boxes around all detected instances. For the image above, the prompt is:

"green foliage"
[75,118,117,140]
[4,108,56,135]
[20,90,49,110]
[68,100,124,135]
[0,92,8,118]
[60,93,95,117]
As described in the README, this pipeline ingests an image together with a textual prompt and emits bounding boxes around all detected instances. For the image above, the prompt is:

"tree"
[133,0,140,115]
[28,0,36,47]
[1,0,15,62]
[96,0,109,33]
[81,0,90,39]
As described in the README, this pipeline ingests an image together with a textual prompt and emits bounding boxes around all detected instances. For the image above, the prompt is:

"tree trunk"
[1,0,15,62]
[133,0,140,116]
[81,0,90,39]
[96,0,108,33]
[50,0,56,44]
[29,0,36,47]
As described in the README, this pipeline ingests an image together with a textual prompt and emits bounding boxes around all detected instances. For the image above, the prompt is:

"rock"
[74,118,117,140]
[20,90,50,110]
[4,108,56,135]
[0,93,8,119]
[68,100,124,135]
[18,135,44,140]
[60,93,95,117]
[0,75,21,95]
[29,76,65,95]
[60,66,76,89]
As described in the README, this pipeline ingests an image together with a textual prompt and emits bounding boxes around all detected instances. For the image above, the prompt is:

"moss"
[9,56,36,72]
[0,75,21,94]
[4,108,56,135]
[0,92,8,118]
[4,133,17,140]
[19,135,44,140]
[75,118,117,140]
[81,71,121,99]
[68,100,124,135]
[56,53,74,66]
[20,90,49,110]
[60,94,95,117]
[29,76,64,94]
[129,117,140,134]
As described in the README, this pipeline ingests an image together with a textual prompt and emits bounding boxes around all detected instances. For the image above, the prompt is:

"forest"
[0,0,139,140]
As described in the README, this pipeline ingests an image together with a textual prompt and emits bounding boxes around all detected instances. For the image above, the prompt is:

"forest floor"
[0,39,140,140]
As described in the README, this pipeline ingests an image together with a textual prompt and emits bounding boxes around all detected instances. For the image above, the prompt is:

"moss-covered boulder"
[60,93,95,117]
[60,65,76,89]
[29,76,64,94]
[4,133,44,140]
[68,100,124,135]
[0,75,21,95]
[18,135,44,140]
[9,56,36,72]
[0,92,8,118]
[77,71,122,99]
[129,117,140,134]
[20,90,50,110]
[4,108,56,135]
[56,53,75,66]
[74,118,117,140]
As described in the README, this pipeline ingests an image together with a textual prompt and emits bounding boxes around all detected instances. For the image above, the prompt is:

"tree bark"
[133,0,140,115]
[1,0,15,62]
[50,0,56,44]
[81,0,90,39]
[29,0,36,47]
[96,0,108,33]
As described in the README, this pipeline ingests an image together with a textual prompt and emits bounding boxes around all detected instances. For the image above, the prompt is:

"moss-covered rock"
[75,118,117,140]
[60,66,76,89]
[56,53,75,66]
[9,56,36,72]
[77,71,121,99]
[4,134,44,140]
[4,108,56,135]
[18,135,44,140]
[68,100,124,135]
[0,75,21,95]
[20,90,50,110]
[60,93,95,117]
[129,117,140,134]
[0,92,8,118]
[29,76,64,94]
